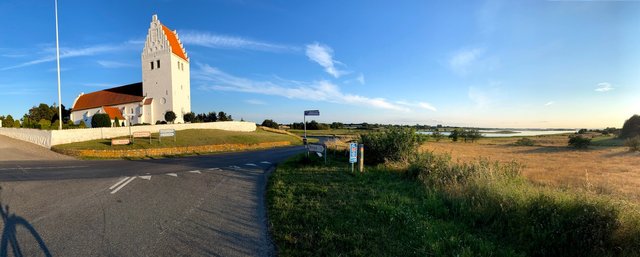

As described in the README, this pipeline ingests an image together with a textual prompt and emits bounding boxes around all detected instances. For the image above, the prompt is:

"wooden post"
[358,144,364,173]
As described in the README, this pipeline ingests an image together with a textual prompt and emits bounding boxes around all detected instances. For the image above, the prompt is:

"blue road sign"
[304,110,320,116]
[349,142,357,163]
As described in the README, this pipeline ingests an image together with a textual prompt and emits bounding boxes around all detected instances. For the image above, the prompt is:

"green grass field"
[268,152,640,257]
[287,129,364,136]
[52,128,301,151]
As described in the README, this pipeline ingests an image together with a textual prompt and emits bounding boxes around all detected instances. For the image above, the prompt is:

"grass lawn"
[288,129,365,136]
[52,128,301,151]
[267,155,523,257]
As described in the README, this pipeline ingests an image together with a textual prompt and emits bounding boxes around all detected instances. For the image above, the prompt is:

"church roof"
[162,25,188,62]
[102,107,125,120]
[72,82,144,111]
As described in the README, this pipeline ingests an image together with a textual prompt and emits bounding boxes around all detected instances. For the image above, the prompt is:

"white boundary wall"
[0,121,256,149]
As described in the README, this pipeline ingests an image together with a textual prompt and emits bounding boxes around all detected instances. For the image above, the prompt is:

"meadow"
[422,133,640,203]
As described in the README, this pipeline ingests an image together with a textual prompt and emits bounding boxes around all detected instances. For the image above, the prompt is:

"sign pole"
[54,0,63,130]
[358,144,364,173]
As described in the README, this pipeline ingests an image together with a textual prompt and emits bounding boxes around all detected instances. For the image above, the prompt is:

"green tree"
[620,114,640,139]
[164,111,176,123]
[568,135,591,149]
[52,120,61,130]
[183,112,195,123]
[261,119,280,129]
[330,122,344,129]
[39,119,51,129]
[217,111,228,121]
[4,115,14,127]
[114,117,121,127]
[13,120,21,128]
[431,131,444,142]
[449,128,462,142]
[78,121,87,128]
[28,103,55,123]
[91,114,111,128]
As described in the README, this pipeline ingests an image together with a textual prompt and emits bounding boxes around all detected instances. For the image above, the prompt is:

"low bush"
[625,136,640,152]
[359,127,425,165]
[568,135,591,149]
[91,114,111,128]
[514,137,535,146]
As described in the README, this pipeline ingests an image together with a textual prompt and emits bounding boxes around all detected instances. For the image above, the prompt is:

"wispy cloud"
[1,43,137,71]
[344,73,365,85]
[395,101,437,112]
[595,82,613,92]
[180,31,298,52]
[468,86,491,108]
[305,42,348,78]
[449,48,485,75]
[544,101,554,106]
[194,64,408,111]
[245,99,266,105]
[97,60,136,68]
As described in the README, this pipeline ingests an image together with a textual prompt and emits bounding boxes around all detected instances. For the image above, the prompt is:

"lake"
[417,130,575,138]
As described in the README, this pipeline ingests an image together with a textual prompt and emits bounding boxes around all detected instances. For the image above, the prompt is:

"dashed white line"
[110,177,136,194]
[166,173,178,177]
[188,170,201,174]
[260,161,271,164]
[139,175,152,180]
[109,177,130,190]
[245,163,257,166]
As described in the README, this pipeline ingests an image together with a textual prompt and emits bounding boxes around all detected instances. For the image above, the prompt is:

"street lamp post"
[54,0,63,130]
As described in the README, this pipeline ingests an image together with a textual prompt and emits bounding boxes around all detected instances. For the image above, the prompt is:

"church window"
[166,90,168,95]
[181,84,183,90]
[157,60,160,69]
[162,98,167,104]
[150,61,154,70]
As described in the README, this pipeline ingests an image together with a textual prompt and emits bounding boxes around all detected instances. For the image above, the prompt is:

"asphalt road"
[0,145,306,257]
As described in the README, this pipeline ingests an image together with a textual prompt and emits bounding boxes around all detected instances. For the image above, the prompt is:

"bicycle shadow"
[0,202,51,257]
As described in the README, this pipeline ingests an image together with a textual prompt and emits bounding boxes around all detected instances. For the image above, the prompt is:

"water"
[417,130,575,138]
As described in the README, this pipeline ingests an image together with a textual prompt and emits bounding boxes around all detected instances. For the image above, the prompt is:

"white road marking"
[139,175,152,180]
[207,168,221,171]
[109,177,130,190]
[245,163,257,166]
[260,161,271,164]
[110,177,136,194]
[166,173,178,177]
[188,170,201,174]
[229,165,241,169]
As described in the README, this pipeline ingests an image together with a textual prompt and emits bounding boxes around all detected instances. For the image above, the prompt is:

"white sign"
[133,131,151,138]
[349,142,357,163]
[308,144,325,153]
[159,129,175,137]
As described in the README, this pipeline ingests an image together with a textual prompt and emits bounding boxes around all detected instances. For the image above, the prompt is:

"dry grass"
[422,134,640,202]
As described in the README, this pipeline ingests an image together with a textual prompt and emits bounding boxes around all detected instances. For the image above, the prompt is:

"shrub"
[114,117,121,127]
[261,119,280,129]
[431,131,444,142]
[155,120,167,125]
[462,129,482,142]
[78,121,87,128]
[38,119,51,129]
[359,127,425,165]
[620,114,640,139]
[568,135,591,149]
[91,114,111,128]
[12,120,21,128]
[164,111,176,123]
[625,136,640,152]
[183,112,195,123]
[515,137,535,146]
[449,128,462,142]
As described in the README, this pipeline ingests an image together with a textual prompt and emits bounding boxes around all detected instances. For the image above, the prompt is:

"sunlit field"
[422,134,640,202]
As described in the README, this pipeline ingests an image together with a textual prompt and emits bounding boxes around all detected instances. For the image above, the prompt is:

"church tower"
[141,14,191,123]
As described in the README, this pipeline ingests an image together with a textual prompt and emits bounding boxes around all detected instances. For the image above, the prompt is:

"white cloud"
[245,99,266,105]
[180,31,298,52]
[395,101,437,112]
[194,64,408,111]
[595,82,613,92]
[449,48,485,75]
[356,73,365,85]
[544,101,554,106]
[305,42,347,78]
[468,86,490,108]
[1,43,135,71]
[97,60,135,68]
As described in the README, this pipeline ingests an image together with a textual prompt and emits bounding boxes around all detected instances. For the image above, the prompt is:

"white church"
[70,14,191,127]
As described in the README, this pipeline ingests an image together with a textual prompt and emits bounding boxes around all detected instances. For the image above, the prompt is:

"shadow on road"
[0,193,51,257]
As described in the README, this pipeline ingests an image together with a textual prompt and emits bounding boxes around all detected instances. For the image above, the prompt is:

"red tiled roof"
[162,25,188,62]
[143,98,153,105]
[102,107,125,120]
[72,83,143,111]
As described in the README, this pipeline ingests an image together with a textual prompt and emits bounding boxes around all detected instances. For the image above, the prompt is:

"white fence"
[0,121,256,149]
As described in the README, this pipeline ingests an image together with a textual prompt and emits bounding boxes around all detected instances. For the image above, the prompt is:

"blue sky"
[0,0,638,128]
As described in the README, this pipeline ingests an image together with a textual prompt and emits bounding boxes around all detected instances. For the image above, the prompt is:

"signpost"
[349,142,358,172]
[308,143,327,164]
[303,110,320,156]
[111,138,130,146]
[133,131,152,144]
[159,129,176,142]
[123,113,135,140]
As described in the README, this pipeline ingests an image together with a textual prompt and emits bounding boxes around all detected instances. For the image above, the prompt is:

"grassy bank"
[52,128,301,151]
[267,153,640,256]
